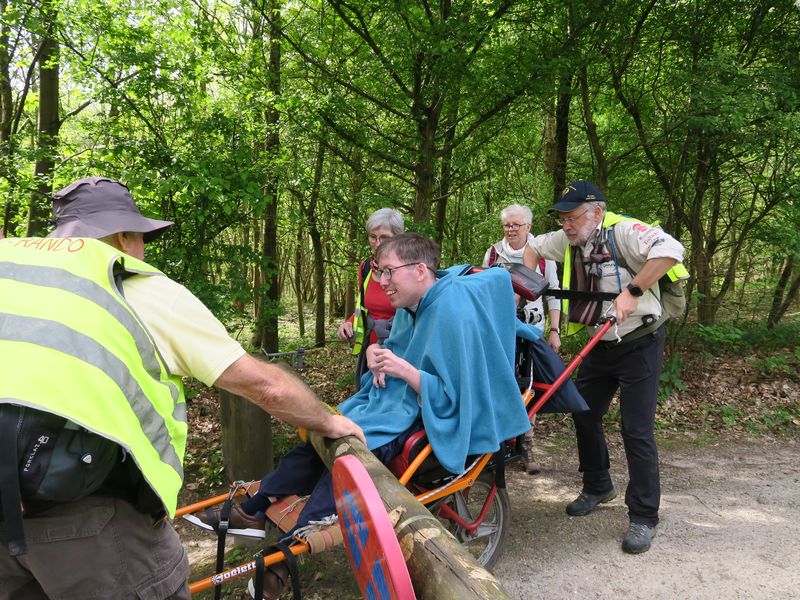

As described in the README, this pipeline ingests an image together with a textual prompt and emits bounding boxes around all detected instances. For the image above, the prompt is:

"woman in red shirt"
[337,208,405,385]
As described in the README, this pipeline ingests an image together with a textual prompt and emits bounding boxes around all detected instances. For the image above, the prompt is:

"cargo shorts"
[0,496,190,600]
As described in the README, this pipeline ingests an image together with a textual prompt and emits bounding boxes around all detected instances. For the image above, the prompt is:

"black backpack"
[0,403,119,556]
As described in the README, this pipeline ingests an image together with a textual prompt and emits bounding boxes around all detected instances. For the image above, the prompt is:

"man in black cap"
[525,180,685,554]
[0,177,364,599]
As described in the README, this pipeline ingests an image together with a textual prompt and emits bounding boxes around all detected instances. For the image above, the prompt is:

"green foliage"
[718,404,745,429]
[694,320,800,355]
[659,352,687,401]
[747,351,800,377]
[696,323,748,353]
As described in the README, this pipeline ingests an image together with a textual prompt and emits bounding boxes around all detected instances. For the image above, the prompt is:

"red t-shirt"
[347,260,396,344]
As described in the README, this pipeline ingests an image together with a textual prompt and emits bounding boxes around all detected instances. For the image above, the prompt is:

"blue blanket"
[339,265,531,474]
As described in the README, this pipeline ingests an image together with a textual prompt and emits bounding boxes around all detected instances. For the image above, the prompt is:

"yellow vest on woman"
[0,237,186,516]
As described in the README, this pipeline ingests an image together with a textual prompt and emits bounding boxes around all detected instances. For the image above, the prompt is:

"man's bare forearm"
[214,354,365,442]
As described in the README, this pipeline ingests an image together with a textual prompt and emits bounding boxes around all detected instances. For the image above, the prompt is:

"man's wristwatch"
[626,282,644,297]
[549,327,560,335]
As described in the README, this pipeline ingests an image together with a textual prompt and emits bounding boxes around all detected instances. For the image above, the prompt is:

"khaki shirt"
[530,217,685,340]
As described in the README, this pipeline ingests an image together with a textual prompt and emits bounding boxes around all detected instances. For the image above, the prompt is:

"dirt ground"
[494,432,800,600]
[180,430,800,599]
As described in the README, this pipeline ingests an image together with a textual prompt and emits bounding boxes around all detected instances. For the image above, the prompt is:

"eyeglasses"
[502,222,530,231]
[556,207,591,226]
[368,233,393,244]
[375,262,420,281]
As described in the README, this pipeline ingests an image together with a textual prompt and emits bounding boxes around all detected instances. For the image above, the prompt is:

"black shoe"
[622,522,656,554]
[565,489,617,516]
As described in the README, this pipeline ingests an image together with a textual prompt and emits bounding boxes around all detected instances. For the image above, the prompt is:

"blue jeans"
[248,421,423,533]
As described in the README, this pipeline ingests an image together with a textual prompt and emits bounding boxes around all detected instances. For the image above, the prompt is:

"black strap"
[493,443,507,490]
[0,405,27,556]
[213,498,233,600]
[253,549,266,600]
[543,288,619,302]
[264,541,301,600]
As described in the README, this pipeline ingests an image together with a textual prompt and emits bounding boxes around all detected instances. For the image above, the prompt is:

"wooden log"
[310,433,513,600]
[219,386,273,481]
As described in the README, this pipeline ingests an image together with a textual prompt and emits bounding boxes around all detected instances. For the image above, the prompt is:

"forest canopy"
[2,0,799,349]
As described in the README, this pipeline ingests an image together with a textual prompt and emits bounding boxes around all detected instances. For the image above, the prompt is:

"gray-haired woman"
[337,208,404,385]
[484,203,561,475]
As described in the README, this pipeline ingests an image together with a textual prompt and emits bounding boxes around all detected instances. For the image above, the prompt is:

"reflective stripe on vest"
[351,262,372,355]
[561,212,689,335]
[0,237,186,516]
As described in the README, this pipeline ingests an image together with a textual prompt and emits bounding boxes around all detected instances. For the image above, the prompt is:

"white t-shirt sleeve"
[543,260,561,311]
[122,275,246,387]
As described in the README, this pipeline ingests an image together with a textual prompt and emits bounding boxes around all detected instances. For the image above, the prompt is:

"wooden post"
[310,433,513,600]
[219,386,273,481]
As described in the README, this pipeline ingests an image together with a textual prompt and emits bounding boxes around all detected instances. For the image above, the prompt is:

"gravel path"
[494,432,800,599]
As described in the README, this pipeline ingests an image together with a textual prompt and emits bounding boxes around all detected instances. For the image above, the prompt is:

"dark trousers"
[573,325,665,526]
[246,421,423,533]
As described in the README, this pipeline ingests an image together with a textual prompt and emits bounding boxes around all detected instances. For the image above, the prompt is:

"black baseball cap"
[48,177,173,242]
[549,180,605,213]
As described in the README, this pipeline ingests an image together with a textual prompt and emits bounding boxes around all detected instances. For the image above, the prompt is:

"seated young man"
[191,233,531,596]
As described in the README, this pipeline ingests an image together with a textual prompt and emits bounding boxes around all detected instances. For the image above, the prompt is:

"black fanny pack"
[0,404,119,556]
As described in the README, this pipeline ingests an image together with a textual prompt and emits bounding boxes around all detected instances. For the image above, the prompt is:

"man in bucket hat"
[525,180,686,554]
[0,176,364,599]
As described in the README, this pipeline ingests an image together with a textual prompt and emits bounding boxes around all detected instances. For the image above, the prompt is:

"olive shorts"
[0,496,190,600]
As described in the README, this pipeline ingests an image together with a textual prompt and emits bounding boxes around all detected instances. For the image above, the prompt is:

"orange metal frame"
[181,317,616,594]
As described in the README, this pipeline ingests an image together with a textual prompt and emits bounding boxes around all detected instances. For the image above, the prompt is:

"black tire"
[439,471,510,569]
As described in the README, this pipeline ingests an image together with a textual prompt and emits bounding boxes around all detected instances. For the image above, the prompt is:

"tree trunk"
[306,137,327,346]
[343,151,364,319]
[27,1,59,237]
[578,65,607,191]
[552,73,572,205]
[0,1,15,236]
[309,432,514,600]
[255,2,282,353]
[294,226,305,337]
[767,256,800,328]
[435,89,460,244]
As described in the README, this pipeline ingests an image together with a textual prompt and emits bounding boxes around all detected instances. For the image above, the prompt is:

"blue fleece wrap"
[339,265,531,474]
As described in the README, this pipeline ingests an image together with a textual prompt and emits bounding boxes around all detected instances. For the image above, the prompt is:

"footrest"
[266,495,307,533]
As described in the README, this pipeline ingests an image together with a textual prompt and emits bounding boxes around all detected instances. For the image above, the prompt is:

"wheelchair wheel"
[440,471,510,569]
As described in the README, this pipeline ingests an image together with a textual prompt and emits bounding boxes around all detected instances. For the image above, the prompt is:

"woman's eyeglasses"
[502,222,529,231]
[368,233,392,243]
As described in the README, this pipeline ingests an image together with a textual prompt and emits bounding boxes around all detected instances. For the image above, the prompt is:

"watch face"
[627,283,644,297]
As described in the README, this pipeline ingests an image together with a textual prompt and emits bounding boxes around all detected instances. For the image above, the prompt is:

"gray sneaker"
[519,430,541,475]
[565,489,617,516]
[622,522,656,554]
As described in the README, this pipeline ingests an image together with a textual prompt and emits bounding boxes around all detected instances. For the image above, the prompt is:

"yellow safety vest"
[561,212,690,335]
[0,237,187,516]
[351,261,372,355]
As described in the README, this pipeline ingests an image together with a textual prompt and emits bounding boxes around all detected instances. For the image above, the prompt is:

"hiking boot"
[622,522,656,554]
[519,429,541,475]
[565,489,617,516]
[184,503,267,538]
[247,563,290,600]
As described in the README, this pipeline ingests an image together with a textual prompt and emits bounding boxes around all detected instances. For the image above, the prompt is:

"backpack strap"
[488,245,498,266]
[0,404,27,556]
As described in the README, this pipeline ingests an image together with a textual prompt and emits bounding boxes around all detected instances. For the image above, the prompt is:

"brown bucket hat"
[47,177,173,242]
